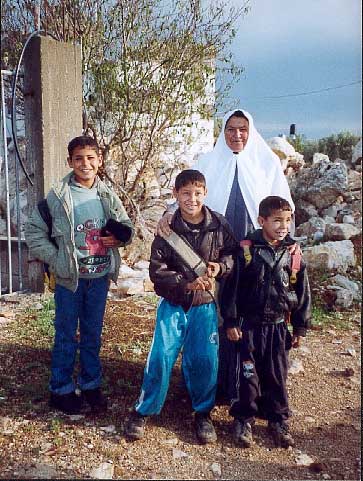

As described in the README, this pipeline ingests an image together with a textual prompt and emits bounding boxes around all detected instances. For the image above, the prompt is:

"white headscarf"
[194,109,295,229]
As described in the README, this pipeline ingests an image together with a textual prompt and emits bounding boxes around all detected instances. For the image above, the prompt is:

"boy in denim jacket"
[25,136,134,414]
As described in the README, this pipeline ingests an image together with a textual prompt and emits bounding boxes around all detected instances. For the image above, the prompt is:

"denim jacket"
[25,172,134,292]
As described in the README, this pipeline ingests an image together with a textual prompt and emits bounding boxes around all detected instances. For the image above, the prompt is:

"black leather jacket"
[220,229,311,336]
[149,206,237,312]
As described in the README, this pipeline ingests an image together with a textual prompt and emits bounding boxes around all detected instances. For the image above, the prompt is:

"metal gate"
[0,69,27,297]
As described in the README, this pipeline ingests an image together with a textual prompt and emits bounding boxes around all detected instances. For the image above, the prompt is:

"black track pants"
[229,322,292,423]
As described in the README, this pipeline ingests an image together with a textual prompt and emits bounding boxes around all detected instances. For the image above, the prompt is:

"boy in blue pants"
[25,136,134,415]
[125,169,237,443]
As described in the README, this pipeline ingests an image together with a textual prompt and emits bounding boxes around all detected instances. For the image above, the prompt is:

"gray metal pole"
[3,69,23,291]
[1,71,13,294]
[14,130,23,291]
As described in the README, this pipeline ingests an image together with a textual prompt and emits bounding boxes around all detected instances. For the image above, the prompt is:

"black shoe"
[125,411,147,440]
[268,421,295,448]
[49,392,82,415]
[194,412,217,444]
[81,388,108,413]
[232,419,253,447]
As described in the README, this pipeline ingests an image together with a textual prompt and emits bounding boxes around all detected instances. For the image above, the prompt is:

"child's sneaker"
[232,419,253,447]
[81,388,108,413]
[49,391,82,415]
[194,412,217,444]
[268,421,295,448]
[125,411,148,440]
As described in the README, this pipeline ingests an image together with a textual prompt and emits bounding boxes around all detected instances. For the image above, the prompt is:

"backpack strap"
[37,199,56,292]
[240,239,252,266]
[290,244,302,284]
[160,230,207,277]
[37,198,53,242]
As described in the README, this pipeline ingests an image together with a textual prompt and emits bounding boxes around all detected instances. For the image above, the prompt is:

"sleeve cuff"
[293,327,307,337]
[223,317,239,329]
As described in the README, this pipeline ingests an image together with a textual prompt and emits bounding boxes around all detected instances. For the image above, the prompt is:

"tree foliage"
[1,0,250,229]
[290,132,361,164]
[316,132,361,162]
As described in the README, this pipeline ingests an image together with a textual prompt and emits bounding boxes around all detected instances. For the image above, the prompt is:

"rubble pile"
[114,138,362,311]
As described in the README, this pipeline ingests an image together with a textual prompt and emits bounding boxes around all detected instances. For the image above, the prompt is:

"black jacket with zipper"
[220,229,311,336]
[149,206,237,312]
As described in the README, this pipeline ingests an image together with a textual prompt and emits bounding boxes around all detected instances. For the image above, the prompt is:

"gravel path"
[0,293,361,480]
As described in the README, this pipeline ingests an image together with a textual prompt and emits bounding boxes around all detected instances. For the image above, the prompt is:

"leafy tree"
[288,134,305,154]
[290,132,361,164]
[1,0,250,235]
[317,132,360,162]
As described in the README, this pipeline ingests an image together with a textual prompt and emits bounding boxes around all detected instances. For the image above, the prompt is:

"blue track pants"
[135,299,218,415]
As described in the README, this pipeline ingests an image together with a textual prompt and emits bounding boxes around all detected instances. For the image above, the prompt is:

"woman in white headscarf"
[195,109,294,240]
[157,108,295,403]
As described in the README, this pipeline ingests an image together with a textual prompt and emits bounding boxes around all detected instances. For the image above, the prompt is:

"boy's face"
[67,145,102,188]
[224,116,249,152]
[258,209,292,245]
[173,182,207,222]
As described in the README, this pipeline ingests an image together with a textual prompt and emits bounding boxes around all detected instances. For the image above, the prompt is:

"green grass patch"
[21,297,55,342]
[311,302,355,330]
[134,293,159,306]
[49,417,64,433]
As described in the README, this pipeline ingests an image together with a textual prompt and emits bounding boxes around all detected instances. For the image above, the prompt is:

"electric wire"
[255,80,362,100]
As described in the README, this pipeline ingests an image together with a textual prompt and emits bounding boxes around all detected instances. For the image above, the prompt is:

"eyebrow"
[74,154,97,157]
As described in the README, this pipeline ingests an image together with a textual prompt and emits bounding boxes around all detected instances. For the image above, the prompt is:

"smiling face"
[67,145,103,188]
[258,208,292,245]
[224,115,249,152]
[173,181,207,223]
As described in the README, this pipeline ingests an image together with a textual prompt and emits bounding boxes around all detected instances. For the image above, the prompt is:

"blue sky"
[219,0,362,140]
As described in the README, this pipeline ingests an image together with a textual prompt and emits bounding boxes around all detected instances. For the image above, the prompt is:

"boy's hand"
[156,212,173,237]
[186,275,213,291]
[100,233,122,248]
[207,262,220,278]
[226,327,243,342]
[291,335,302,348]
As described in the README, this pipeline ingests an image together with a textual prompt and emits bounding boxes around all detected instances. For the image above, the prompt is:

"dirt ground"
[0,293,361,480]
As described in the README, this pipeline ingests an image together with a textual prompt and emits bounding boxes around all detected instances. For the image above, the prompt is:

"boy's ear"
[257,215,264,227]
[67,156,73,168]
[98,151,103,165]
[172,186,177,197]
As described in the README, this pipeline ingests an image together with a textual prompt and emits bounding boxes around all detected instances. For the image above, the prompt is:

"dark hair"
[225,110,249,127]
[67,135,99,157]
[258,196,292,218]
[175,169,206,191]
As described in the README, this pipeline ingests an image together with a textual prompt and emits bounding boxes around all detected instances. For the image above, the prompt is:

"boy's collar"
[70,173,99,189]
[179,205,206,226]
[248,229,295,247]
[173,206,218,232]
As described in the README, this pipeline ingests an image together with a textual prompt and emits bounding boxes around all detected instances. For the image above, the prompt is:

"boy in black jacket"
[125,169,237,444]
[220,195,311,448]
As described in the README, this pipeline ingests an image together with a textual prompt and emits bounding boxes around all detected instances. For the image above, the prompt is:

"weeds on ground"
[311,301,357,330]
[20,297,55,344]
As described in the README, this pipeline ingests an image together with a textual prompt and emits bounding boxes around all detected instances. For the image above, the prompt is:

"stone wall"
[114,139,362,311]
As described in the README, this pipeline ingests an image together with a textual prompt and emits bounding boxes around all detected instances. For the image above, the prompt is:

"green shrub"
[292,131,361,163]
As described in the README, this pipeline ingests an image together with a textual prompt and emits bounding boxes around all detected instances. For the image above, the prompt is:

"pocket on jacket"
[54,240,71,279]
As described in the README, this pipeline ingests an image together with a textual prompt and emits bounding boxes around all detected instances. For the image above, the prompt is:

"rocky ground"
[0,292,361,480]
